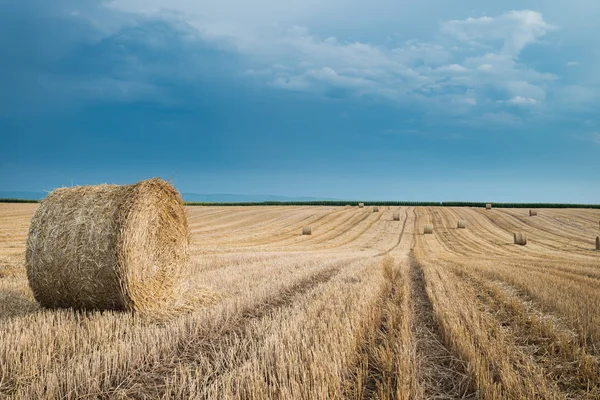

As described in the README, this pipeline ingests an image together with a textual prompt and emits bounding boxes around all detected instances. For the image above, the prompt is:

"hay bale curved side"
[486,203,492,210]
[358,203,364,208]
[302,226,312,235]
[423,224,433,234]
[373,206,379,213]
[529,210,538,216]
[596,236,599,250]
[393,213,400,221]
[457,220,466,229]
[25,178,190,312]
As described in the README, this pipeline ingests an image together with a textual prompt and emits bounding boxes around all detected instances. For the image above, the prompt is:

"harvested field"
[0,203,599,399]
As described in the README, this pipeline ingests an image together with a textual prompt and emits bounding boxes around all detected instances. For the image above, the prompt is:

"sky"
[1,0,599,202]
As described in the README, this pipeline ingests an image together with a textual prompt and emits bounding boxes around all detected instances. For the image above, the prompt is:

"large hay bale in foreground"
[423,224,433,234]
[486,204,492,210]
[302,226,312,235]
[393,213,400,221]
[457,220,466,229]
[514,232,527,246]
[358,203,364,208]
[529,210,538,216]
[373,206,379,212]
[596,236,599,250]
[25,178,189,312]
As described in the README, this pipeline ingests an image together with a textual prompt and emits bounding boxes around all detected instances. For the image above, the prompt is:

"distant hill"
[0,191,339,203]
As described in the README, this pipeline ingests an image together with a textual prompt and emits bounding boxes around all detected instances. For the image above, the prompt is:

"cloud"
[505,96,538,105]
[3,1,596,128]
[593,132,600,145]
[441,10,556,57]
[566,61,579,67]
[224,10,558,113]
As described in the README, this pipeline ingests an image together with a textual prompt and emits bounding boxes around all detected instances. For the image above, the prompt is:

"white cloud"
[566,61,579,67]
[506,96,538,105]
[442,10,556,57]
[37,3,580,121]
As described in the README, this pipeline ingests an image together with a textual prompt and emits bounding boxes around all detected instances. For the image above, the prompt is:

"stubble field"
[0,203,599,399]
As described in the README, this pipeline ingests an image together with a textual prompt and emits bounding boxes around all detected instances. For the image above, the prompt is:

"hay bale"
[358,203,364,208]
[486,204,492,210]
[373,206,379,212]
[423,224,433,234]
[302,226,312,235]
[529,210,538,216]
[25,178,189,312]
[596,236,599,250]
[457,220,466,229]
[393,213,400,221]
[514,232,527,246]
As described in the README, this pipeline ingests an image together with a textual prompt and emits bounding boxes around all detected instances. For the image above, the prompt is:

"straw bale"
[514,232,527,245]
[25,178,189,312]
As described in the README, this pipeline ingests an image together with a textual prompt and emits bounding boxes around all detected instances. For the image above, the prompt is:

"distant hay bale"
[423,224,433,234]
[359,203,364,208]
[373,206,379,212]
[514,232,527,246]
[529,210,538,216]
[25,178,190,312]
[302,226,312,235]
[457,220,466,229]
[486,204,492,210]
[596,236,599,250]
[393,213,400,221]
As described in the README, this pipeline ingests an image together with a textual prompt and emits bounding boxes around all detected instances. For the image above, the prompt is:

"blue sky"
[1,0,599,201]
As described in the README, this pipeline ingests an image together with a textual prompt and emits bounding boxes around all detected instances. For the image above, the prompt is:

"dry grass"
[0,203,599,399]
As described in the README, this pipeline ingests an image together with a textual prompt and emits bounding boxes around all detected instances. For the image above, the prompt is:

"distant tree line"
[185,201,600,209]
[1,198,598,208]
[0,198,39,203]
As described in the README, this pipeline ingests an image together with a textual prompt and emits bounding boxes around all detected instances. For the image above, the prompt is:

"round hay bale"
[25,178,189,312]
[373,206,379,212]
[596,236,599,250]
[393,213,400,221]
[358,203,364,208]
[302,226,312,235]
[423,224,433,234]
[486,203,492,210]
[457,220,466,229]
[529,210,537,216]
[514,232,527,246]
